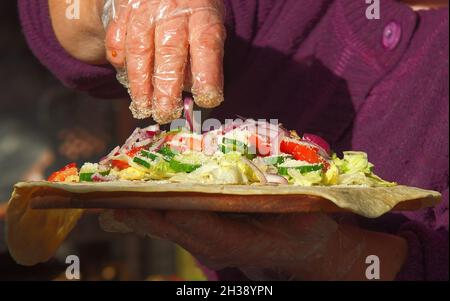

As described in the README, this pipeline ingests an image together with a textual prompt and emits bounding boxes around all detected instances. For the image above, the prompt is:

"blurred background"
[0,1,206,281]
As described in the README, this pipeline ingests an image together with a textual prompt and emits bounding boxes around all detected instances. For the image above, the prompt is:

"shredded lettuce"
[219,152,259,182]
[322,162,339,185]
[287,169,323,186]
[80,163,99,174]
[169,152,264,184]
[146,159,175,180]
[332,151,395,187]
[173,151,208,165]
[170,162,248,184]
[103,126,396,188]
[333,151,373,174]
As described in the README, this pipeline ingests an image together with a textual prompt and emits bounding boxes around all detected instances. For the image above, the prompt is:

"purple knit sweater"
[18,0,448,280]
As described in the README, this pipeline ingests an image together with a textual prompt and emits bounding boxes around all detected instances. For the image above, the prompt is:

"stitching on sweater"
[333,0,383,73]
[391,13,448,78]
[368,12,447,97]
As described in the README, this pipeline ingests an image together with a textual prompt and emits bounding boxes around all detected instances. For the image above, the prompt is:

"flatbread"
[5,181,441,266]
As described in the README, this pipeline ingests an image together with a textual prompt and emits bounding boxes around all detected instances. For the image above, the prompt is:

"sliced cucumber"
[140,150,159,161]
[133,157,152,169]
[220,138,257,159]
[222,138,247,149]
[277,164,323,176]
[157,146,177,160]
[263,155,292,165]
[79,170,110,182]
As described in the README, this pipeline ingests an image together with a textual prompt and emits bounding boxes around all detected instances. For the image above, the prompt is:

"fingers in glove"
[105,0,134,69]
[152,1,189,124]
[188,0,226,108]
[125,0,160,119]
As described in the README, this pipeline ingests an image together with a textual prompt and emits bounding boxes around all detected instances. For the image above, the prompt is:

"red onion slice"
[295,139,330,159]
[303,133,331,155]
[149,137,165,152]
[121,128,141,152]
[92,173,118,182]
[264,173,288,185]
[100,146,120,165]
[145,131,158,138]
[134,138,152,148]
[142,124,160,132]
[242,158,267,184]
[141,125,160,139]
[184,97,194,132]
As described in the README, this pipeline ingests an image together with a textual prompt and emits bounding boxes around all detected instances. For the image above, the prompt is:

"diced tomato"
[280,140,300,154]
[249,134,271,156]
[126,146,144,157]
[280,139,321,164]
[292,145,321,164]
[48,163,78,182]
[321,160,330,171]
[111,160,130,170]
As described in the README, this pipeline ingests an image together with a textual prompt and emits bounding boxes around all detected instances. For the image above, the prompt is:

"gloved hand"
[103,0,226,124]
[99,210,367,280]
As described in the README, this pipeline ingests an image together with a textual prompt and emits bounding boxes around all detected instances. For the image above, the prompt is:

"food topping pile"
[48,117,395,187]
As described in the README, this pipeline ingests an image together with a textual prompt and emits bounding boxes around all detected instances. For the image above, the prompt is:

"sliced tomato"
[48,163,78,182]
[292,144,321,164]
[111,160,130,170]
[249,134,271,156]
[280,140,299,155]
[322,160,330,171]
[280,139,321,164]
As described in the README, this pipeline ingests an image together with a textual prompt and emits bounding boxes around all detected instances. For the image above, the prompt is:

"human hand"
[104,0,226,123]
[100,210,378,280]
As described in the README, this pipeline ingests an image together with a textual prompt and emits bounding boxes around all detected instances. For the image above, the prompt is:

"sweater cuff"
[17,0,126,99]
[316,0,417,105]
[396,222,449,281]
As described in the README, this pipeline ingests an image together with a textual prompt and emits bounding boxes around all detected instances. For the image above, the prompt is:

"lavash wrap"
[6,181,441,266]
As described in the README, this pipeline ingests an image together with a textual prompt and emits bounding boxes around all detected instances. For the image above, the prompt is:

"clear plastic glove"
[99,210,366,280]
[103,0,226,124]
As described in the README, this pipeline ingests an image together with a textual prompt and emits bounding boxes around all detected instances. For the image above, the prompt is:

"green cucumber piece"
[157,146,177,160]
[140,150,158,161]
[133,157,151,169]
[263,155,292,165]
[278,164,323,176]
[79,170,110,182]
